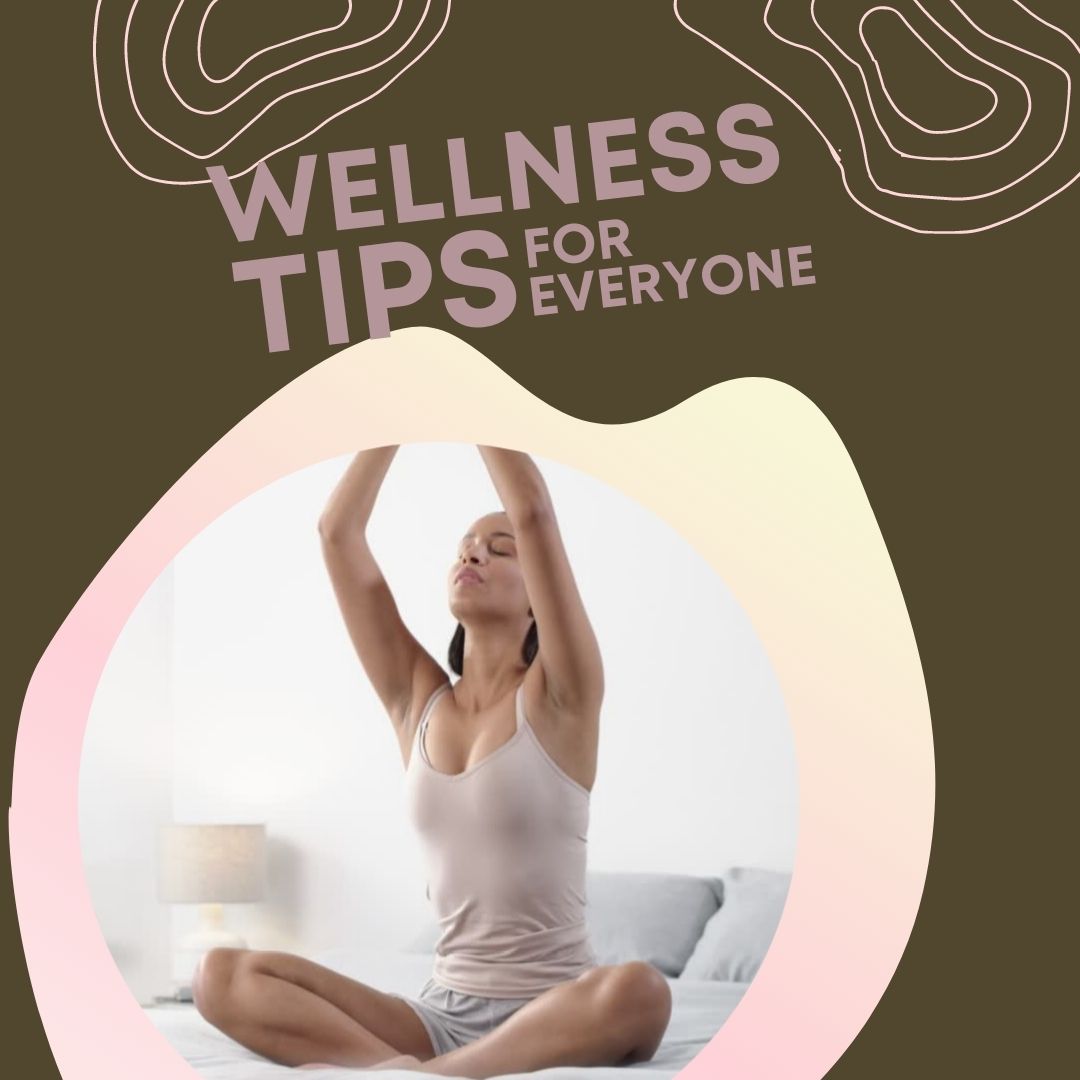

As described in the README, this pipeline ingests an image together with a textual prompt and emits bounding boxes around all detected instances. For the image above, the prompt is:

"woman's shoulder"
[408,669,454,728]
[519,665,600,793]
[396,668,453,771]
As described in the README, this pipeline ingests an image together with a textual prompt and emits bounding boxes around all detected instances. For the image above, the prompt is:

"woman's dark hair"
[448,616,538,676]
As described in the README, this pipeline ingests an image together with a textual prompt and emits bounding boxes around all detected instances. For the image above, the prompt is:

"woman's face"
[448,512,530,622]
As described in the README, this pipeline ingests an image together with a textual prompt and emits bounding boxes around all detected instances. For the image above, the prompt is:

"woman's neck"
[457,619,529,713]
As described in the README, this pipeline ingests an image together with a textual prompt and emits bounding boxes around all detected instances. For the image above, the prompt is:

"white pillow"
[680,867,791,982]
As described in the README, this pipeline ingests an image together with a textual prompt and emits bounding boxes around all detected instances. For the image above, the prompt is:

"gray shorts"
[389,977,535,1057]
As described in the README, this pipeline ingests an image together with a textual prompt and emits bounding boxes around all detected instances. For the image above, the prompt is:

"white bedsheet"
[142,947,745,1080]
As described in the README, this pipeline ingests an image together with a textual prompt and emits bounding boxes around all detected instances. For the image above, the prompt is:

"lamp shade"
[158,824,266,904]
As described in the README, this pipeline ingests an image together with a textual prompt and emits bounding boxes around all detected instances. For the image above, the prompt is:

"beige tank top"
[405,680,599,998]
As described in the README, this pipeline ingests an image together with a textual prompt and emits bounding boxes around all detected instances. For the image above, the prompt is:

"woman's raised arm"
[477,446,604,713]
[319,447,444,732]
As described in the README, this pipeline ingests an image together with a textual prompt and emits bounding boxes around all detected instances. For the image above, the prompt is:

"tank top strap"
[414,681,452,767]
[515,682,592,799]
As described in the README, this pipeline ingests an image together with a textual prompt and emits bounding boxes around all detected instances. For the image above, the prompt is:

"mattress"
[141,946,746,1079]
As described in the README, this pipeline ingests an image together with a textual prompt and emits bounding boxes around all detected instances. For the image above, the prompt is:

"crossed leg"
[192,948,436,1068]
[373,962,674,1078]
[194,949,672,1077]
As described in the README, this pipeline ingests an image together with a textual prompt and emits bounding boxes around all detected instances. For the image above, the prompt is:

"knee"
[595,962,672,1057]
[193,947,249,1026]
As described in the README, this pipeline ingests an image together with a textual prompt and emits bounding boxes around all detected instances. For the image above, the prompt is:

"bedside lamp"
[158,823,267,999]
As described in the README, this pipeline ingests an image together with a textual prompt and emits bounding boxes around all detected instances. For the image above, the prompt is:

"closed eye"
[456,538,515,558]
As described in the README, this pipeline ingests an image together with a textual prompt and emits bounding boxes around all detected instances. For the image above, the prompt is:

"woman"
[192,445,672,1077]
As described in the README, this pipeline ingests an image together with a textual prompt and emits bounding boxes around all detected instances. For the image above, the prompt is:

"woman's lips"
[455,570,483,585]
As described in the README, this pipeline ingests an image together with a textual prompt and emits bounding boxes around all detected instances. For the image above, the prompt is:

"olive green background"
[8,2,1076,1075]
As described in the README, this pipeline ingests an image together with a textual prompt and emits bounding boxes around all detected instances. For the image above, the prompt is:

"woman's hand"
[317,446,399,545]
[476,446,552,520]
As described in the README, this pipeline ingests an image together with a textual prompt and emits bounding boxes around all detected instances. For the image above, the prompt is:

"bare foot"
[362,1054,423,1071]
[294,1053,423,1072]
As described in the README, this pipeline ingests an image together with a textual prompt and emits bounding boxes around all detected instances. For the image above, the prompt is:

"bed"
[143,869,790,1079]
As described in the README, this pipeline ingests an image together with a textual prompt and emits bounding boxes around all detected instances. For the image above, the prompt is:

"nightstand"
[144,994,196,1009]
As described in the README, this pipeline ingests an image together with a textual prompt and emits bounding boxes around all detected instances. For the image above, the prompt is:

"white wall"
[82,444,797,987]
[78,565,175,1004]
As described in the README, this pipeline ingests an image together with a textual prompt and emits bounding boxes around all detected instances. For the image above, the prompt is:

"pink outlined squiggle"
[92,0,453,186]
[167,1,410,113]
[673,0,1080,234]
[859,7,999,137]
[804,1,1058,185]
[142,0,434,147]
[195,0,355,84]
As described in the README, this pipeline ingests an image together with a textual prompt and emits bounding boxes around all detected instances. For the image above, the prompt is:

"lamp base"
[180,902,248,952]
[172,904,249,999]
[178,927,248,951]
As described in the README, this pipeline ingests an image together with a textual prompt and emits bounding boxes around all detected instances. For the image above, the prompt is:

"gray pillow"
[403,870,724,978]
[680,867,791,982]
[403,922,441,953]
[585,871,723,976]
